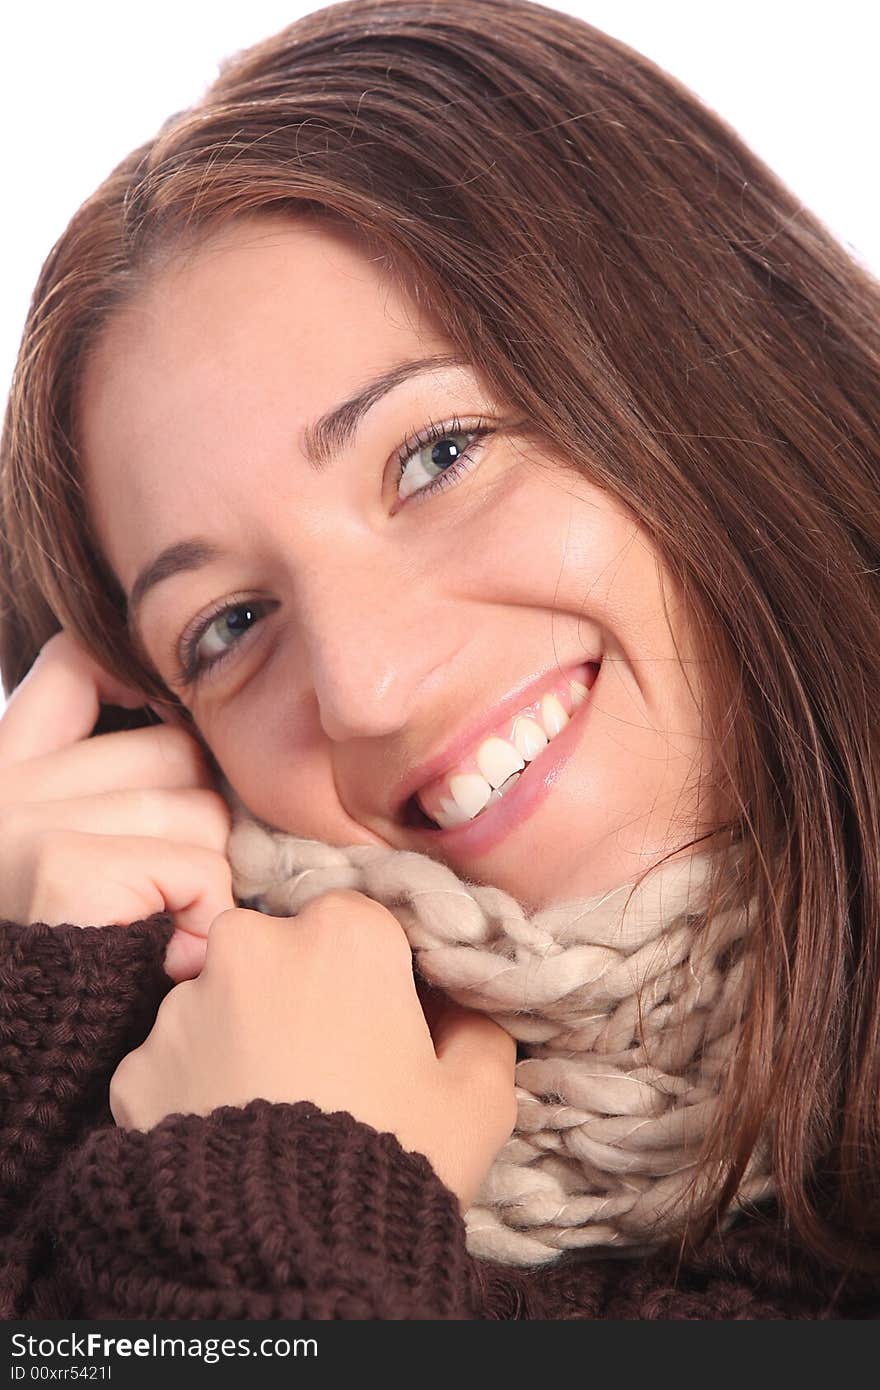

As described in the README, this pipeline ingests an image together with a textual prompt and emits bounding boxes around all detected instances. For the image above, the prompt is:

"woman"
[1,0,878,1318]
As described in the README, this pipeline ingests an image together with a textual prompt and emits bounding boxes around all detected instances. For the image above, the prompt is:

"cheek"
[208,717,345,836]
[202,695,382,843]
[501,472,689,685]
[437,464,611,609]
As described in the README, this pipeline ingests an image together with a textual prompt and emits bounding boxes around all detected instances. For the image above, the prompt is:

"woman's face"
[81,215,724,907]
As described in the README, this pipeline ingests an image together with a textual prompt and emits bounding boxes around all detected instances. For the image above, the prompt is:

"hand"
[0,630,235,981]
[110,890,518,1210]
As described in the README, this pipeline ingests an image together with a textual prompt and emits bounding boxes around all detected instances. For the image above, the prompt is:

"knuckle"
[151,724,210,777]
[302,888,405,948]
[466,1059,517,1144]
[191,789,233,845]
[312,888,392,923]
[156,977,196,1018]
[371,911,412,963]
[473,1026,518,1086]
[37,631,98,685]
[128,787,166,838]
[109,1052,132,1093]
[206,906,251,952]
[304,887,365,914]
[109,1051,138,1117]
[208,852,234,900]
[295,889,359,937]
[214,845,234,880]
[131,787,231,847]
[38,630,76,667]
[142,982,197,1049]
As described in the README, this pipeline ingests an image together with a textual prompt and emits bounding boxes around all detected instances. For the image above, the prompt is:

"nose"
[292,553,444,742]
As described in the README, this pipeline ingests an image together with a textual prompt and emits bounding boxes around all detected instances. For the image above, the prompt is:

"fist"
[110,890,517,1209]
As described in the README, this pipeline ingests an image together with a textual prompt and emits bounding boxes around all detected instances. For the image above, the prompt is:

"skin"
[0,212,731,1200]
[80,214,725,909]
[0,634,517,1204]
[110,890,518,1211]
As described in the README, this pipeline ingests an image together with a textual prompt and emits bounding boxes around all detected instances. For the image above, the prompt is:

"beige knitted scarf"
[225,793,774,1267]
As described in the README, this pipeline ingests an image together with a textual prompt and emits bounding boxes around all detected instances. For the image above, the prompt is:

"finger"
[0,724,215,805]
[415,978,454,1037]
[0,630,148,768]
[28,834,235,939]
[425,992,517,1075]
[163,928,209,983]
[8,787,231,853]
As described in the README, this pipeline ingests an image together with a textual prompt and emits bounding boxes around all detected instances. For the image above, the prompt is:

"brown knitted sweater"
[1,914,877,1320]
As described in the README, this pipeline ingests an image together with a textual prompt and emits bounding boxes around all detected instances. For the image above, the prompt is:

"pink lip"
[402,658,602,860]
[392,657,602,817]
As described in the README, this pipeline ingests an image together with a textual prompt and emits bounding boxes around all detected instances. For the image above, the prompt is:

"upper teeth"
[419,674,592,830]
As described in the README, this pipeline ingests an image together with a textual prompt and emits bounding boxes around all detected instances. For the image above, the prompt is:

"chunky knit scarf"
[225,795,774,1267]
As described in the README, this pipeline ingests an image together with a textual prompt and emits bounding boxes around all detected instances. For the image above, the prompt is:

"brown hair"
[1,0,878,1273]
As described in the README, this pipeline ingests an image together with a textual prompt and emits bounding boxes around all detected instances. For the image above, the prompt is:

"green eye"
[396,416,493,502]
[177,598,277,686]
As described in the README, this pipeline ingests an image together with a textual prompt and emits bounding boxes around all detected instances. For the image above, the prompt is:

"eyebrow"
[126,352,471,632]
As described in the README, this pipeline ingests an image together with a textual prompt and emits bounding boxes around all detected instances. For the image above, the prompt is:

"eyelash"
[173,415,494,688]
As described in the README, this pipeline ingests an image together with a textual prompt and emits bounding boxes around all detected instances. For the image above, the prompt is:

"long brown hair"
[1,0,878,1273]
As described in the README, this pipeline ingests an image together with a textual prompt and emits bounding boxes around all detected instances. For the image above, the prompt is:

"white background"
[0,0,877,711]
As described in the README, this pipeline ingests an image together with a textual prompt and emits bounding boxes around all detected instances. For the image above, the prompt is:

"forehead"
[84,213,426,392]
[78,216,446,580]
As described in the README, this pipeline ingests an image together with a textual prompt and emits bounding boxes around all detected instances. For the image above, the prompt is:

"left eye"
[396,419,492,502]
[197,603,262,662]
[178,598,276,686]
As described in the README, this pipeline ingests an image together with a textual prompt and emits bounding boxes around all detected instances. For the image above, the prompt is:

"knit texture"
[36,1099,478,1320]
[2,911,877,1318]
[0,917,173,1231]
[226,806,774,1265]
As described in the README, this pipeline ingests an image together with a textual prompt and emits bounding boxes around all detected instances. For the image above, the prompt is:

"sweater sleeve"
[0,914,547,1322]
[0,913,175,1227]
[18,1099,496,1320]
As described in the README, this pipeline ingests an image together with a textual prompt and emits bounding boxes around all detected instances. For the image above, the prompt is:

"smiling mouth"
[401,660,601,835]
